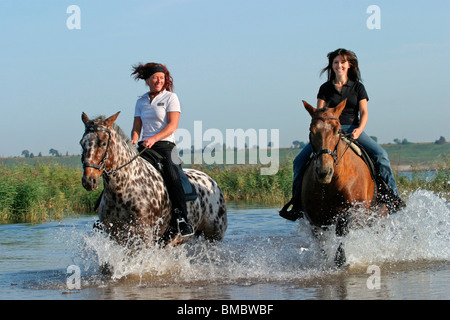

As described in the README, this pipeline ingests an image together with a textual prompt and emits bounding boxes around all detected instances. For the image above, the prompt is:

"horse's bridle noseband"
[309,116,347,166]
[81,124,148,176]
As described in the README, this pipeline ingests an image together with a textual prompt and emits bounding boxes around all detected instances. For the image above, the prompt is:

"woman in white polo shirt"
[130,62,194,237]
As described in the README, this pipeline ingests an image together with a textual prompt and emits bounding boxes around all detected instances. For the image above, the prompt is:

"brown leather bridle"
[309,116,349,166]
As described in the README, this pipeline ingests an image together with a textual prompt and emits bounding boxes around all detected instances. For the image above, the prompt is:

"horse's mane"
[93,115,138,155]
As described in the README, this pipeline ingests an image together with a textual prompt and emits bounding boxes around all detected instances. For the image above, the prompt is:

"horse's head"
[303,99,346,184]
[80,112,120,191]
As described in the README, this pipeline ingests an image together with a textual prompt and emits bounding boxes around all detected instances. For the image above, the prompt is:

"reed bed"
[0,162,447,223]
[191,164,293,205]
[0,163,101,223]
[395,165,449,199]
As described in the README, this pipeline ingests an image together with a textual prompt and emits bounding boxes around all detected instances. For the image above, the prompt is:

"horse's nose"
[316,168,327,180]
[82,175,98,191]
[316,167,333,183]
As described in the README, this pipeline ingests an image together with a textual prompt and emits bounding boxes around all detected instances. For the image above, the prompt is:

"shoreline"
[392,164,447,173]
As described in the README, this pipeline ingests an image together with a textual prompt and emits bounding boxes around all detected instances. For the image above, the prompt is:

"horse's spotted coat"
[81,112,227,246]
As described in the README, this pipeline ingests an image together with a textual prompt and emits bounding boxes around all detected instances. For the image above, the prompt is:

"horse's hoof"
[93,220,106,233]
[334,244,346,268]
[99,263,112,277]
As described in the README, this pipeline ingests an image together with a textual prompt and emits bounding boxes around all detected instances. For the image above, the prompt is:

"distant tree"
[49,148,61,157]
[393,138,401,145]
[402,138,411,145]
[435,136,446,145]
[38,152,42,157]
[21,150,30,158]
[30,153,35,158]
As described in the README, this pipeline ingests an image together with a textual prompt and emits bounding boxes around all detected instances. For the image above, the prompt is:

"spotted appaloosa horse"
[80,112,227,246]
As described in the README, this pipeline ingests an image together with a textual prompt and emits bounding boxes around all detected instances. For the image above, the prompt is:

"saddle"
[279,136,380,220]
[342,136,377,182]
[138,147,198,202]
[342,137,399,207]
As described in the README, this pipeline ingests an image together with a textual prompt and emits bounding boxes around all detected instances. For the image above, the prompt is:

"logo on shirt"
[157,102,165,106]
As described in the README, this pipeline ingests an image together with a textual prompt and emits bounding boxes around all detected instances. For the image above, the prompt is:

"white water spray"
[79,190,449,284]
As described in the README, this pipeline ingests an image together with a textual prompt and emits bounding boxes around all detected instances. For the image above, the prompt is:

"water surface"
[0,189,448,300]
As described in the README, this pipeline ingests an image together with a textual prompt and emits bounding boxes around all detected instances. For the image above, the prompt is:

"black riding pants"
[138,141,188,220]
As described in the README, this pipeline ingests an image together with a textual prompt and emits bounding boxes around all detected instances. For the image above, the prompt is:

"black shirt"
[317,80,369,125]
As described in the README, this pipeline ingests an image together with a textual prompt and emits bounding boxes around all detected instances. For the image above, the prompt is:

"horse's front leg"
[335,212,349,237]
[334,212,350,267]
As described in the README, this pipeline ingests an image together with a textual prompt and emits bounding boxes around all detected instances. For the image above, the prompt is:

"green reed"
[0,162,447,223]
[192,164,293,205]
[198,164,449,204]
[0,163,101,223]
[395,166,449,199]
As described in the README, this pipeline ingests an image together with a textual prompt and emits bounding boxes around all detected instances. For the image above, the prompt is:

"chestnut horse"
[301,100,386,266]
[80,112,227,247]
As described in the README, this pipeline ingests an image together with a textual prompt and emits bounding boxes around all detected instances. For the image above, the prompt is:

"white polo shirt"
[134,90,181,143]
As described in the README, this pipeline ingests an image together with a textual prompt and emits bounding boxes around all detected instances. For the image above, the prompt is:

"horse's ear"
[105,112,121,127]
[82,112,90,125]
[333,99,347,118]
[302,100,316,117]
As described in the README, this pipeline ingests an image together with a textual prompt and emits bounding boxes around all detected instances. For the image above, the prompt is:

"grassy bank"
[1,161,447,223]
[198,163,449,204]
[396,166,449,198]
[2,142,448,170]
[0,163,101,223]
[193,164,294,204]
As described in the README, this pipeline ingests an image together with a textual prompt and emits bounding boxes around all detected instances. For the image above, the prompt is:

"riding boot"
[377,177,406,214]
[384,192,406,214]
[279,198,304,221]
[173,207,194,237]
[167,176,194,237]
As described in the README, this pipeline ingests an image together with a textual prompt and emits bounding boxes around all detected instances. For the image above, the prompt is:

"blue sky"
[0,0,449,157]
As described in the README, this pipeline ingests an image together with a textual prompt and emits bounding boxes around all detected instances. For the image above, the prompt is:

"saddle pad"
[341,136,361,156]
[180,169,198,202]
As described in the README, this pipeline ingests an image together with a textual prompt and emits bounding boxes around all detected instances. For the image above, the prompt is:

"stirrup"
[177,217,194,237]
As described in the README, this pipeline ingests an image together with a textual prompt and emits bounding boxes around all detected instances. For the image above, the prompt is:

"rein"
[310,116,351,167]
[82,125,147,176]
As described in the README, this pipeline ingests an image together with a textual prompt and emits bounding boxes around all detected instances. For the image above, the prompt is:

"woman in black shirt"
[283,49,404,220]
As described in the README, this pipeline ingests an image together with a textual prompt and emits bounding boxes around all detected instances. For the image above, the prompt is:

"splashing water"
[345,189,449,264]
[78,189,449,286]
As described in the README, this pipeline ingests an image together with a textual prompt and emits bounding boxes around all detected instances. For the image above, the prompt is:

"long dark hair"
[320,48,361,82]
[131,62,174,92]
